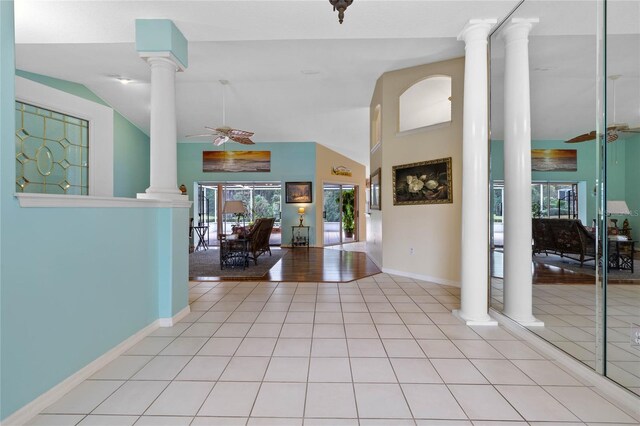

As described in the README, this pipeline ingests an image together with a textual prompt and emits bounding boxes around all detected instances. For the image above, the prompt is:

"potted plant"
[337,189,356,238]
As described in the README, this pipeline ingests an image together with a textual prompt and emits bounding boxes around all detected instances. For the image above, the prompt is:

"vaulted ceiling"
[14,1,640,167]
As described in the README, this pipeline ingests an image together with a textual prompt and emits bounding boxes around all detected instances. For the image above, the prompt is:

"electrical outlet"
[632,323,640,347]
[409,247,414,255]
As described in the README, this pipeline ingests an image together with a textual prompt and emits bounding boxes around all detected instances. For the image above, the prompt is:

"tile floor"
[491,279,640,396]
[29,274,640,425]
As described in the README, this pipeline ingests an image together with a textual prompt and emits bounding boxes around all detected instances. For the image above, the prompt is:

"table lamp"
[606,200,630,229]
[298,207,305,227]
[223,200,246,230]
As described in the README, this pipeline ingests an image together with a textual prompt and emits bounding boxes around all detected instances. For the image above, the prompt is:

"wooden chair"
[246,217,275,265]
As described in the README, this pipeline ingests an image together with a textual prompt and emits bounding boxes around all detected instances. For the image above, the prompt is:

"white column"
[501,18,543,326]
[138,56,185,201]
[454,19,498,326]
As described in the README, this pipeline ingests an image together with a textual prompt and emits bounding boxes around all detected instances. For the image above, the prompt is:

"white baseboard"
[489,309,640,418]
[1,316,167,426]
[158,305,191,327]
[382,267,460,287]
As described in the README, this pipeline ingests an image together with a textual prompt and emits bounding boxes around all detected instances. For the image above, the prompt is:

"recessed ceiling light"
[108,74,134,84]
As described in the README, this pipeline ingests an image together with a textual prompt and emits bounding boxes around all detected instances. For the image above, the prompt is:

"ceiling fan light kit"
[329,0,353,24]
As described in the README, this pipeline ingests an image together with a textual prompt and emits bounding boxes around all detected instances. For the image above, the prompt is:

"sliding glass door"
[196,181,282,246]
[323,183,358,246]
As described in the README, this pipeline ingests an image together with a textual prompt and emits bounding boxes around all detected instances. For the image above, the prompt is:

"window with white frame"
[399,75,452,132]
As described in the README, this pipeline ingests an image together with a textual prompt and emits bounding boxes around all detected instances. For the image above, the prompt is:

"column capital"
[139,52,185,72]
[500,18,539,43]
[457,18,497,43]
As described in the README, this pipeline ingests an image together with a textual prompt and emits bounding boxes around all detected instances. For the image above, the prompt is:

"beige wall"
[315,144,367,247]
[369,57,464,285]
[368,78,384,266]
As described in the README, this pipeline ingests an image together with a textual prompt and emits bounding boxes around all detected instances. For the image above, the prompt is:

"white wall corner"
[158,305,191,327]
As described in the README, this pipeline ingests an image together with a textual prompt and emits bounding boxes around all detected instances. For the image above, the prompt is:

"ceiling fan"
[566,75,640,144]
[186,80,255,146]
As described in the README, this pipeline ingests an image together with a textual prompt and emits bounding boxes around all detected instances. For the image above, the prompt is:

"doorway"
[323,183,358,246]
[195,181,282,246]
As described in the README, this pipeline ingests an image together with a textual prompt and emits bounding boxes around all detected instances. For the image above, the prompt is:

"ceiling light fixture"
[329,0,353,24]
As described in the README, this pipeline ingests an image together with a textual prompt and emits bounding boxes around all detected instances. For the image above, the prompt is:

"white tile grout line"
[31,275,640,425]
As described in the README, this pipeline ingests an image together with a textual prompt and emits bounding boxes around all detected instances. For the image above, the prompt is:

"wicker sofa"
[532,218,597,266]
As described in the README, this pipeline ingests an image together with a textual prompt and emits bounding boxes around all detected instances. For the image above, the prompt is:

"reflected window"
[399,76,452,132]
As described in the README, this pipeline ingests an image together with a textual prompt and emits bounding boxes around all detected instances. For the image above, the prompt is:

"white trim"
[490,309,640,418]
[370,142,381,154]
[1,320,161,426]
[396,120,451,138]
[452,309,498,326]
[159,305,191,327]
[382,267,460,287]
[16,193,192,209]
[15,76,114,197]
[138,51,186,72]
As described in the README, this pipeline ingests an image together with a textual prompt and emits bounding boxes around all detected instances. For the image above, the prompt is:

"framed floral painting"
[392,157,452,205]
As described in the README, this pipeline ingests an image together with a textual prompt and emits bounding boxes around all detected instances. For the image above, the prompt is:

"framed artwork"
[392,157,452,205]
[285,181,312,203]
[203,151,271,172]
[370,168,381,210]
[531,149,577,172]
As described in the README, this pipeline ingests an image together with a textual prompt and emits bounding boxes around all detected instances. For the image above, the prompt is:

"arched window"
[399,75,452,132]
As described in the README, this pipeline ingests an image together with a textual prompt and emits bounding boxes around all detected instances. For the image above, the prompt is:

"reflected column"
[501,18,544,326]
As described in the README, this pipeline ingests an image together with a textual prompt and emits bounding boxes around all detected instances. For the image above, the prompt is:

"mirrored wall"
[489,0,639,395]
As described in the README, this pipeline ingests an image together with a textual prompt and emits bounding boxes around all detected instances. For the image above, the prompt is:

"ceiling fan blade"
[566,131,597,143]
[213,136,228,146]
[620,126,640,134]
[230,136,255,145]
[229,129,254,138]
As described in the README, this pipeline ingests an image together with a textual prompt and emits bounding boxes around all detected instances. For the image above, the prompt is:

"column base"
[137,190,186,202]
[452,309,498,326]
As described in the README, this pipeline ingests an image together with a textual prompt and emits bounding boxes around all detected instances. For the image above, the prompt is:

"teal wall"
[177,142,318,245]
[113,113,151,197]
[1,9,187,420]
[624,135,640,233]
[16,70,150,198]
[491,138,636,230]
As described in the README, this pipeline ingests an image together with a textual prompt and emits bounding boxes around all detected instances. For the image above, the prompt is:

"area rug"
[189,248,286,279]
[533,253,640,282]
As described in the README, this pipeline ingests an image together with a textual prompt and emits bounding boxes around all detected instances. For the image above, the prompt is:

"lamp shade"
[298,207,305,214]
[606,200,630,215]
[223,200,246,214]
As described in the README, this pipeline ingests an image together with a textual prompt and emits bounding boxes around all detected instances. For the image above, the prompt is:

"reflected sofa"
[532,218,597,266]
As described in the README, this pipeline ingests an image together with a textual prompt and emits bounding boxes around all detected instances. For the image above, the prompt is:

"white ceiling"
[14,1,640,167]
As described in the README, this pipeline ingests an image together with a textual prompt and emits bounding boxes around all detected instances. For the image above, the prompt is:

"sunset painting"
[531,149,577,172]
[203,151,271,173]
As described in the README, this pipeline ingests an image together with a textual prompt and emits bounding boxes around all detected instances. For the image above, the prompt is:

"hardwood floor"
[491,250,638,284]
[196,247,381,283]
